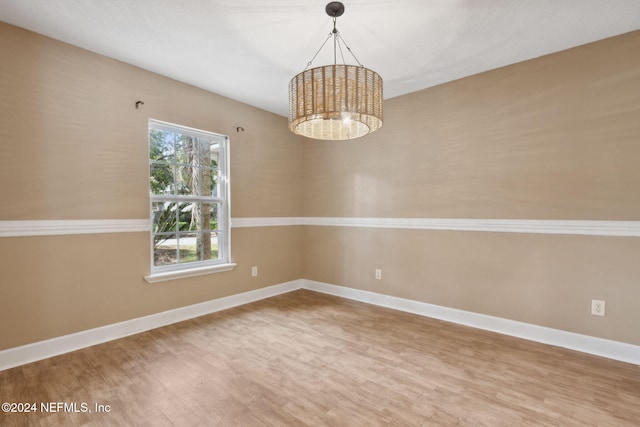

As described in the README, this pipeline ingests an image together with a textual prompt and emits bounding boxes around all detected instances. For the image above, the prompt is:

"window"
[148,119,231,276]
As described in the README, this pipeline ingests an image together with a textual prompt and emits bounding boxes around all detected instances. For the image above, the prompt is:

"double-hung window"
[148,119,231,278]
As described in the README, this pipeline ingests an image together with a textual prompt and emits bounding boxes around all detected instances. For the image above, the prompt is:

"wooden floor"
[1,290,639,426]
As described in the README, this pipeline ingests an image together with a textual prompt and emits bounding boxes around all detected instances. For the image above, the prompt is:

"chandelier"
[288,2,383,140]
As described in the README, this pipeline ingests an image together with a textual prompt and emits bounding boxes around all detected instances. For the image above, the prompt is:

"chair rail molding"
[230,217,640,237]
[0,219,150,237]
[3,218,638,237]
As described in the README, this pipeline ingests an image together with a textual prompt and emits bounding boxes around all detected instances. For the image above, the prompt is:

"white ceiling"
[1,1,639,117]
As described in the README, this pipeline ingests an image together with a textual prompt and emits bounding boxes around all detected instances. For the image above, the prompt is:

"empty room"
[1,0,639,425]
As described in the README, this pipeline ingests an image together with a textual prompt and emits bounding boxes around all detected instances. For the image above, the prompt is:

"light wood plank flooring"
[1,289,639,426]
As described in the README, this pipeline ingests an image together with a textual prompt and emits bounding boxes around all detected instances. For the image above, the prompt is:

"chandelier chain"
[337,33,363,67]
[303,15,364,71]
[304,32,333,71]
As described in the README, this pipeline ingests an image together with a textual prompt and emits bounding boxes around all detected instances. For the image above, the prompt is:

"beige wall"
[302,31,640,345]
[303,32,640,220]
[0,22,302,350]
[1,20,639,352]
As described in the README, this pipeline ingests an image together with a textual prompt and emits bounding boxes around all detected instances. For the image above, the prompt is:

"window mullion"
[150,195,222,203]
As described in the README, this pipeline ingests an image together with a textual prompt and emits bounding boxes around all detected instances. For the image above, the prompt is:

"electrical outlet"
[251,266,258,277]
[375,269,382,280]
[591,299,605,316]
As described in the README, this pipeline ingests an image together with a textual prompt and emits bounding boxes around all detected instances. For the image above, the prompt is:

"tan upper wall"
[303,31,640,220]
[0,21,303,220]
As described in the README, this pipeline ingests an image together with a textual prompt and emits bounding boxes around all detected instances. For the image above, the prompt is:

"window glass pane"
[173,167,215,197]
[179,202,196,231]
[194,166,213,197]
[177,202,192,232]
[152,201,177,234]
[176,233,199,264]
[210,232,221,260]
[201,203,219,231]
[210,151,219,198]
[149,129,175,162]
[209,203,219,230]
[175,165,195,196]
[154,234,177,267]
[185,231,220,262]
[175,204,219,262]
[150,163,175,195]
[196,138,212,163]
[196,203,205,231]
[174,203,219,231]
[153,201,178,267]
[175,135,192,165]
[154,246,177,267]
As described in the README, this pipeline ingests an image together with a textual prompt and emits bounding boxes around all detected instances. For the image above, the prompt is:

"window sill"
[144,263,237,284]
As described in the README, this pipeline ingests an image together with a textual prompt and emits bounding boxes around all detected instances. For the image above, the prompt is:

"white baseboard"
[301,279,640,366]
[2,278,637,371]
[0,280,303,372]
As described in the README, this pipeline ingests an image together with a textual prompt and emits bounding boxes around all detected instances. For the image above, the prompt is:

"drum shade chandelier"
[288,2,383,140]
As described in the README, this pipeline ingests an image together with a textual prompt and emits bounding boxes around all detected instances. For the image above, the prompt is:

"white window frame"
[145,119,235,283]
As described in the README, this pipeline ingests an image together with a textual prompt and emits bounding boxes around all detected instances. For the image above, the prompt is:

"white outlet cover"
[591,299,606,316]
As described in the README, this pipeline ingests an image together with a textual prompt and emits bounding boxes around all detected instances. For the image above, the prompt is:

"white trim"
[144,263,237,283]
[0,280,303,372]
[0,219,150,238]
[149,118,228,142]
[231,217,304,228]
[3,218,638,237]
[301,217,640,237]
[301,280,640,366]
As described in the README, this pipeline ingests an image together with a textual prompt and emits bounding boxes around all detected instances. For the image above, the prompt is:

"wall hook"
[135,100,145,109]
[236,126,245,133]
